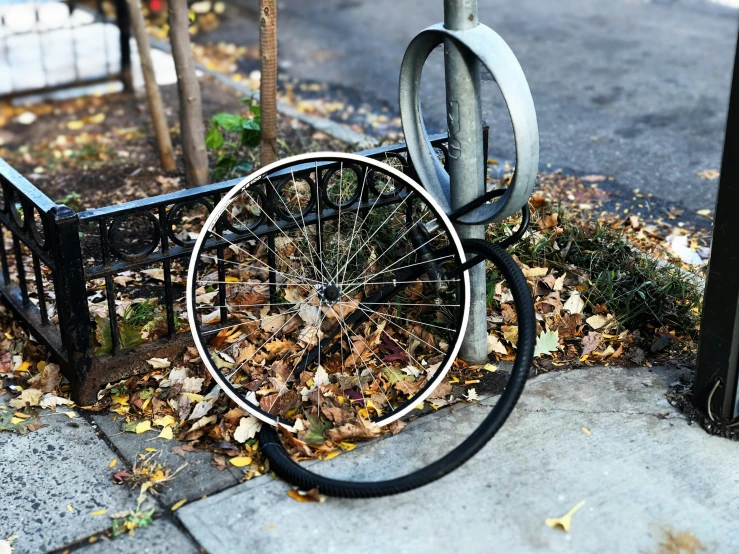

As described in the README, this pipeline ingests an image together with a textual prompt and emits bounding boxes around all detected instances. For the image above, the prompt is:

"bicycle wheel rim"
[187,153,470,430]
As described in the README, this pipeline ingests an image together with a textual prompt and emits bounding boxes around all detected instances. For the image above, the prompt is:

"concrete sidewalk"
[3,365,738,554]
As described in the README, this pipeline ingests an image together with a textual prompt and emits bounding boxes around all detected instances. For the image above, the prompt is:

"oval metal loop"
[399,22,539,224]
[167,198,214,247]
[108,211,161,262]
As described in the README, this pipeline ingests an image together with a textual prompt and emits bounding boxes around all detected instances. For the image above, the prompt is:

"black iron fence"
[0,0,132,100]
[0,134,475,404]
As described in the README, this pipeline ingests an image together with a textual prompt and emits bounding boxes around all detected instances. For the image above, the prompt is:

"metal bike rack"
[399,0,539,363]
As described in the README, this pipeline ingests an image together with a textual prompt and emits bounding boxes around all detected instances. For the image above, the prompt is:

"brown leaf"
[321,406,347,425]
[538,213,559,230]
[427,379,452,400]
[211,454,228,471]
[260,390,301,416]
[27,362,61,393]
[388,420,407,435]
[581,332,602,357]
[326,420,381,442]
[502,325,519,345]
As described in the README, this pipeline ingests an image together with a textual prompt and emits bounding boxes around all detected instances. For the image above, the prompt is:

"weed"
[110,509,155,538]
[493,206,702,337]
[123,299,159,328]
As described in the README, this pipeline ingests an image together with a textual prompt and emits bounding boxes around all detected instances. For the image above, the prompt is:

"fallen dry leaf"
[545,500,586,532]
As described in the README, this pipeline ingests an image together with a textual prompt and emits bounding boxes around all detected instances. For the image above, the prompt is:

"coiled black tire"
[259,239,535,498]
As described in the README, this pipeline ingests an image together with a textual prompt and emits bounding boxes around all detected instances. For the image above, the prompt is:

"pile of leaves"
[483,185,703,373]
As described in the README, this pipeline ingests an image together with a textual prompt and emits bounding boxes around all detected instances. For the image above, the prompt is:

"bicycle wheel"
[187,153,470,430]
[260,239,536,497]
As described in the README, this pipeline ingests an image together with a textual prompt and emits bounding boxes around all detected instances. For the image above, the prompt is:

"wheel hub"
[320,283,341,304]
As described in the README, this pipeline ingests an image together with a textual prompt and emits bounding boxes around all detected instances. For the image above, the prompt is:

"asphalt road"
[224,0,738,212]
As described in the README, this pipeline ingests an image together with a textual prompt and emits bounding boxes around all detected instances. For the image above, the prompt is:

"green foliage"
[205,99,261,180]
[110,509,155,538]
[123,299,159,328]
[502,208,702,337]
[56,191,83,212]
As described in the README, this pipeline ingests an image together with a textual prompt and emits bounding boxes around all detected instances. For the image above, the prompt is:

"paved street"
[220,0,738,212]
[4,366,739,553]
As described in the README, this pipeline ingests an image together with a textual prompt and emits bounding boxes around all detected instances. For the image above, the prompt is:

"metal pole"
[114,0,133,92]
[693,29,739,419]
[444,0,487,363]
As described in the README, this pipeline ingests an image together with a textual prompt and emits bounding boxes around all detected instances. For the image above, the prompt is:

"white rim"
[186,152,470,429]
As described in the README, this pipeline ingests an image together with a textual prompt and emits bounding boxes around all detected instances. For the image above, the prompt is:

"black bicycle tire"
[259,238,535,498]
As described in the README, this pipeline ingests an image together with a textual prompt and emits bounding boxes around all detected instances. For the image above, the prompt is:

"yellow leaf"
[171,499,187,511]
[581,427,591,436]
[89,113,105,124]
[13,412,31,419]
[144,447,158,452]
[287,489,320,503]
[696,209,712,217]
[484,364,498,372]
[229,456,252,467]
[153,415,176,428]
[38,361,47,371]
[108,459,117,468]
[135,420,152,434]
[158,426,174,440]
[338,441,356,451]
[66,505,74,512]
[90,509,107,516]
[545,500,586,532]
[415,402,424,410]
[449,375,459,383]
[183,392,204,402]
[322,451,341,461]
[11,417,23,424]
[16,361,31,373]
[67,119,85,130]
[225,276,239,283]
[62,411,76,418]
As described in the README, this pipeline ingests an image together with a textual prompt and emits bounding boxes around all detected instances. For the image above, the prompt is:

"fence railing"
[0,133,477,404]
[0,0,132,99]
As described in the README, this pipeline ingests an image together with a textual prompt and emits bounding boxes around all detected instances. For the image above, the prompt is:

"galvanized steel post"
[444,0,488,363]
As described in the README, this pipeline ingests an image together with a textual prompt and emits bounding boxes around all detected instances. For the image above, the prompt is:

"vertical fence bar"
[49,205,93,402]
[114,0,133,91]
[0,223,9,284]
[159,205,175,337]
[12,235,29,304]
[444,0,487,364]
[694,31,739,420]
[31,254,48,325]
[214,193,228,324]
[264,183,277,303]
[98,217,119,354]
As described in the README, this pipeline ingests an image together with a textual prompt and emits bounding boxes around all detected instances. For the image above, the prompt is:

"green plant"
[122,299,159,328]
[205,99,261,180]
[56,191,83,212]
[499,207,702,338]
[110,509,155,537]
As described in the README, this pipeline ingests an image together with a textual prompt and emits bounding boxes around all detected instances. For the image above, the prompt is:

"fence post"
[49,205,94,404]
[693,32,739,419]
[114,0,134,92]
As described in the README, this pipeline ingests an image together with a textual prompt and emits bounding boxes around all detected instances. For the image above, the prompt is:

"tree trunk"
[169,0,209,187]
[128,0,175,171]
[259,0,278,166]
